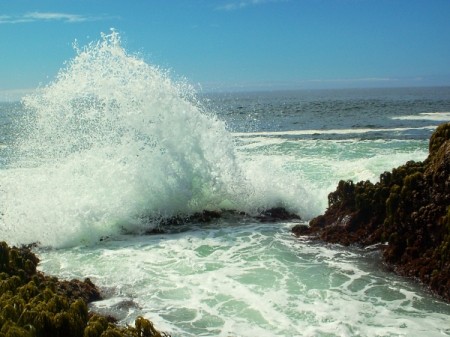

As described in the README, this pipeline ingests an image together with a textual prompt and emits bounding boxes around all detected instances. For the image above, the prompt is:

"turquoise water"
[1,32,449,336]
[35,222,450,337]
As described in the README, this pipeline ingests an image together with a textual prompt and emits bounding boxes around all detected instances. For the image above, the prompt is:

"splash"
[0,30,315,247]
[0,31,243,246]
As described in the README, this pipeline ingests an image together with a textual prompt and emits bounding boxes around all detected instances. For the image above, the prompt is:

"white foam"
[36,225,450,337]
[0,31,246,247]
[391,112,450,121]
[0,31,318,247]
[232,125,437,138]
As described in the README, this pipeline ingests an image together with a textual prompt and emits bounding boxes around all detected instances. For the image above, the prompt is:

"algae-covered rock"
[294,122,450,301]
[0,242,170,337]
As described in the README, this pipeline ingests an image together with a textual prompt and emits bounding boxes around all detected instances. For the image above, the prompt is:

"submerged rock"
[0,241,169,337]
[293,122,450,301]
[145,207,301,234]
[256,207,302,223]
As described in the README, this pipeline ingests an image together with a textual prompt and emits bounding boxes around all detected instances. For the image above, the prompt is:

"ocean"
[1,32,449,336]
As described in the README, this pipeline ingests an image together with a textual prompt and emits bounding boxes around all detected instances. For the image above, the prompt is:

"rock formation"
[293,122,450,301]
[0,241,169,337]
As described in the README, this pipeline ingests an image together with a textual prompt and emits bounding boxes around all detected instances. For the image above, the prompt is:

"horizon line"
[1,83,450,102]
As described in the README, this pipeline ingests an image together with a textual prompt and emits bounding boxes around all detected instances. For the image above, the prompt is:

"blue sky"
[1,0,450,97]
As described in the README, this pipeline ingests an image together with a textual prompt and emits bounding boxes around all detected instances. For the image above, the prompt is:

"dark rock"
[145,208,301,235]
[56,277,101,303]
[291,224,312,236]
[295,122,450,301]
[256,207,301,222]
[113,299,141,310]
[156,209,224,227]
[0,241,169,337]
[144,227,167,235]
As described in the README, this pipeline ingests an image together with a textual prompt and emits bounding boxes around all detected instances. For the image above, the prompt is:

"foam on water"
[232,125,437,137]
[1,32,440,249]
[36,222,450,337]
[2,32,448,335]
[234,137,429,213]
[0,31,315,247]
[391,112,450,121]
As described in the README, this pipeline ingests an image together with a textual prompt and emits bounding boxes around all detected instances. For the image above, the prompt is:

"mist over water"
[0,31,315,248]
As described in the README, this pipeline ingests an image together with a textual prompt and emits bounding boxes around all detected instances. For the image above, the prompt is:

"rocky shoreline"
[0,241,169,337]
[293,122,450,302]
[0,206,303,336]
[1,124,448,335]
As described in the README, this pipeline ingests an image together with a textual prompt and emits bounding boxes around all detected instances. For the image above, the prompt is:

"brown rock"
[295,122,450,301]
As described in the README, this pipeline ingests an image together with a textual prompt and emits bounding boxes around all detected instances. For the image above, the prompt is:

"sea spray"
[1,31,241,247]
[0,30,315,247]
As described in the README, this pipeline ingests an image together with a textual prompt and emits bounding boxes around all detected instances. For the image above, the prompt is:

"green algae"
[0,242,170,337]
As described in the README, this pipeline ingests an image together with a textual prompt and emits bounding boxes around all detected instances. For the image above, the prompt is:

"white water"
[232,126,437,137]
[0,31,316,248]
[391,112,450,121]
[1,31,449,336]
[36,223,450,337]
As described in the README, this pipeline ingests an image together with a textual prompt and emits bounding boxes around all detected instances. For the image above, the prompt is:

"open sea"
[1,32,450,336]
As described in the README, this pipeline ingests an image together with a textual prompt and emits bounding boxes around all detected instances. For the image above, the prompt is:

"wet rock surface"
[144,207,301,235]
[0,241,169,337]
[293,122,450,301]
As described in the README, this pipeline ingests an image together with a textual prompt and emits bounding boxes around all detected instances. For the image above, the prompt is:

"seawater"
[1,31,450,336]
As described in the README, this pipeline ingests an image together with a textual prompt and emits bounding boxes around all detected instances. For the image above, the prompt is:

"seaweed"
[296,122,450,301]
[0,242,170,337]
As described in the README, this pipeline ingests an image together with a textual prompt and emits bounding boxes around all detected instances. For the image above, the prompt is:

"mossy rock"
[429,122,450,157]
[300,122,450,301]
[0,242,170,337]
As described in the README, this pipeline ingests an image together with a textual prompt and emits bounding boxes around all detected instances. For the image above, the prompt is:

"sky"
[1,0,450,99]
